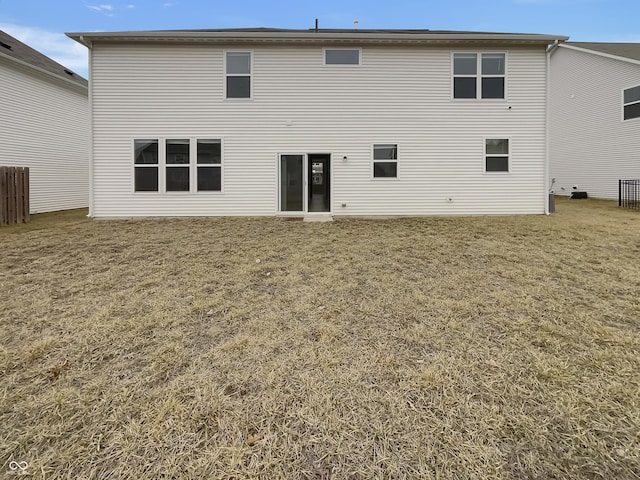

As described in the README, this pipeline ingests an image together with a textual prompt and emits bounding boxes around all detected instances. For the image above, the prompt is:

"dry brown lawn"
[1,198,639,479]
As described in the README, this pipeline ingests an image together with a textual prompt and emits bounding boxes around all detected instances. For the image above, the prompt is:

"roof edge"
[67,29,568,47]
[0,49,88,90]
[559,43,640,66]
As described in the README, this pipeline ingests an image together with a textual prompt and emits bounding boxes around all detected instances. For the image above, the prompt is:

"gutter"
[67,30,569,46]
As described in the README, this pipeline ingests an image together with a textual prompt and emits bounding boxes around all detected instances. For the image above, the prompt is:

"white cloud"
[87,4,115,16]
[163,2,174,7]
[126,4,136,8]
[0,23,89,78]
[88,4,114,11]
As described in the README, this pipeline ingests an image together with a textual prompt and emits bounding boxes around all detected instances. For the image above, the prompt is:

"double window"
[623,85,640,120]
[134,139,222,192]
[485,139,509,172]
[226,51,251,99]
[454,53,506,99]
[373,144,398,178]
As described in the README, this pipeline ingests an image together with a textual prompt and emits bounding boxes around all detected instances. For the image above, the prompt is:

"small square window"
[373,144,398,178]
[485,139,509,172]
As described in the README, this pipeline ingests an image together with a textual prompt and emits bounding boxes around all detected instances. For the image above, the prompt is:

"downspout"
[81,35,95,217]
[544,41,558,215]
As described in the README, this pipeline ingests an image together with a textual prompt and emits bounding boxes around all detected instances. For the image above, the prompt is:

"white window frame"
[323,48,362,66]
[133,139,159,193]
[224,50,253,100]
[196,139,223,193]
[372,143,399,180]
[165,138,191,193]
[132,138,224,193]
[622,84,640,122]
[483,137,510,174]
[452,52,507,101]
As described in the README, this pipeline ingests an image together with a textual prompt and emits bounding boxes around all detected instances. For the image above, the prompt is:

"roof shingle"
[0,30,87,87]
[567,42,640,62]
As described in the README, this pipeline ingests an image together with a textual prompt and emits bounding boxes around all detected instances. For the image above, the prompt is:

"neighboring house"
[550,42,640,200]
[67,28,567,218]
[0,30,89,213]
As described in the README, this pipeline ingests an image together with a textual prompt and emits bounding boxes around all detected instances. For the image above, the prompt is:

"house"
[67,28,567,218]
[0,30,89,213]
[550,42,640,200]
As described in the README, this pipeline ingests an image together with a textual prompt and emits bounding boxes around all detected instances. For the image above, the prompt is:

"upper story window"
[226,51,251,99]
[453,53,505,99]
[325,49,360,65]
[623,85,640,120]
[373,144,398,178]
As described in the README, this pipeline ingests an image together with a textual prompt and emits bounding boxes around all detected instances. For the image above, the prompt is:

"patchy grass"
[1,199,639,479]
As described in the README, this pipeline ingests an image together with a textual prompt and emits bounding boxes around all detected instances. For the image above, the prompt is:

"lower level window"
[166,139,190,191]
[134,139,159,191]
[373,144,398,178]
[485,139,509,172]
[197,139,222,191]
[133,138,222,192]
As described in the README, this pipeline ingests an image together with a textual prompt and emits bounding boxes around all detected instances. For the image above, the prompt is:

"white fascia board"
[67,31,568,47]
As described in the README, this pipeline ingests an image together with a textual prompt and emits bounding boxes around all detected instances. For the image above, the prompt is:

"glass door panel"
[280,155,304,212]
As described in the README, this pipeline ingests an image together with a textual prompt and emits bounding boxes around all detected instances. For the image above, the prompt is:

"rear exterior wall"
[90,42,549,217]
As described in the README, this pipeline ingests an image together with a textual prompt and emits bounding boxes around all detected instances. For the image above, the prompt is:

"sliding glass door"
[280,155,304,212]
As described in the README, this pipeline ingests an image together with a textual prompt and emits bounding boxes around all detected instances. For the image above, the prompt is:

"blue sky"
[1,0,638,78]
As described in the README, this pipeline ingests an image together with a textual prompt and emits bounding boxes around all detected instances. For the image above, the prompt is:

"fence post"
[619,179,622,207]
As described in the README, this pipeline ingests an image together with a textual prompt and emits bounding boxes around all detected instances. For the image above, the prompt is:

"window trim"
[622,84,640,122]
[133,139,159,193]
[483,137,510,174]
[224,50,253,100]
[196,139,223,192]
[452,52,507,101]
[132,137,224,194]
[323,47,362,66]
[371,143,399,180]
[165,138,191,192]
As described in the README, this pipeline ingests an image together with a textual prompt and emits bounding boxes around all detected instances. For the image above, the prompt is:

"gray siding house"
[0,30,89,213]
[550,42,640,200]
[68,28,566,218]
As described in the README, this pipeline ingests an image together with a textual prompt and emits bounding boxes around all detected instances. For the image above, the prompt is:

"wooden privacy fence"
[0,166,30,226]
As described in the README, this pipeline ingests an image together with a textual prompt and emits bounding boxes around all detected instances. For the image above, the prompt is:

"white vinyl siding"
[90,43,548,217]
[550,46,640,200]
[0,56,88,213]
